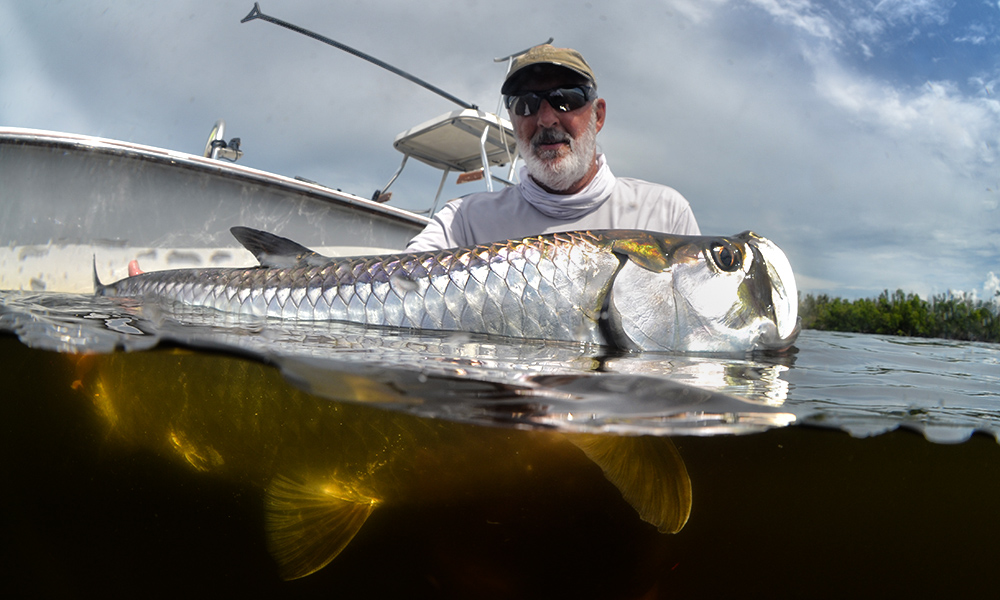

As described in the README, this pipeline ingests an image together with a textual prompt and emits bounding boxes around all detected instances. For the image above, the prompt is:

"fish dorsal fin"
[565,433,692,534]
[264,474,380,580]
[230,226,326,268]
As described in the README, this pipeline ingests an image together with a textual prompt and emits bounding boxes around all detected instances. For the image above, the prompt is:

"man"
[406,44,699,252]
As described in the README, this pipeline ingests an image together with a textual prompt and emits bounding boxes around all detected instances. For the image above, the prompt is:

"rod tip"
[241,2,262,23]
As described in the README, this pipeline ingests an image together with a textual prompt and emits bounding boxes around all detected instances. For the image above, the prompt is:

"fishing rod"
[241,3,477,110]
[493,39,553,64]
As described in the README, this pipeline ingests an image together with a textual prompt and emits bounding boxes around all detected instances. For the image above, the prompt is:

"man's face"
[509,69,606,192]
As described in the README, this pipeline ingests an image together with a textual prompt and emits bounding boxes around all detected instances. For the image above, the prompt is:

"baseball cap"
[501,45,597,95]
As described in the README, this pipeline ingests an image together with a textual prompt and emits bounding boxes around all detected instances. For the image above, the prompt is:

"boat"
[0,125,411,292]
[0,110,515,293]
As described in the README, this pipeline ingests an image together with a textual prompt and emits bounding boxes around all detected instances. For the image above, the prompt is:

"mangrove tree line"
[799,290,1000,343]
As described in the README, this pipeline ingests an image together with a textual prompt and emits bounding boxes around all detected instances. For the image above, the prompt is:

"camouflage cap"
[501,45,597,95]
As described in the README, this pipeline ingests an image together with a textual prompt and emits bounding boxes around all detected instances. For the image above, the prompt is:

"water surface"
[2,290,997,442]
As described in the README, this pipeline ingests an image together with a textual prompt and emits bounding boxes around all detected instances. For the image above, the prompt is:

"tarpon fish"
[96,227,799,353]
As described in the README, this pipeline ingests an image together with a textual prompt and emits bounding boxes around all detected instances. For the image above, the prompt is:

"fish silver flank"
[96,227,799,353]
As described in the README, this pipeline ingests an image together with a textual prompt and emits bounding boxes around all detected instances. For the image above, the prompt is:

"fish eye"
[710,242,742,272]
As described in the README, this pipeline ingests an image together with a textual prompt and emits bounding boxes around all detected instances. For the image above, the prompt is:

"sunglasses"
[503,85,597,117]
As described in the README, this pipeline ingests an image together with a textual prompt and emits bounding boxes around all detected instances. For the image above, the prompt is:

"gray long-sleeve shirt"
[406,177,700,251]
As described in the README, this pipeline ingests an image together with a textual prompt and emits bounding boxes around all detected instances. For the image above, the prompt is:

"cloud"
[665,0,732,24]
[813,62,1000,177]
[872,0,951,27]
[745,0,839,40]
[954,22,991,44]
[984,272,1000,304]
[651,1,1000,297]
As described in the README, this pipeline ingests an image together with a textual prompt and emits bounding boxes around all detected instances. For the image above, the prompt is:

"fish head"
[609,231,799,353]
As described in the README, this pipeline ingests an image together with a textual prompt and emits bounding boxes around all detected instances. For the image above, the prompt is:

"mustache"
[531,128,573,147]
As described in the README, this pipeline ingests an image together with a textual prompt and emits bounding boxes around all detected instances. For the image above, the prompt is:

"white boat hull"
[0,128,430,292]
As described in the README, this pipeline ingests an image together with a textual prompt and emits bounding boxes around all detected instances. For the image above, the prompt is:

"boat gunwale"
[0,126,432,229]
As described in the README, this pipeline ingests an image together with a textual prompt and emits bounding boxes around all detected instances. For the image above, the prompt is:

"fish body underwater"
[96,228,799,353]
[78,348,692,582]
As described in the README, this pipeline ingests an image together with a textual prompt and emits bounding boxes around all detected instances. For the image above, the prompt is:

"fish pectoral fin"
[607,232,674,272]
[230,226,326,268]
[566,433,692,534]
[264,474,380,580]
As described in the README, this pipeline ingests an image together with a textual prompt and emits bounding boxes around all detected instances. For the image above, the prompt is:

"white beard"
[518,109,598,191]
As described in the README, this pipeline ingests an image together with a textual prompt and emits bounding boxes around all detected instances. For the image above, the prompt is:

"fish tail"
[264,474,379,580]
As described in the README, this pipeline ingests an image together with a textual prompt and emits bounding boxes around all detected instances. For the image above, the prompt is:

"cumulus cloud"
[985,272,1000,304]
[813,63,1000,176]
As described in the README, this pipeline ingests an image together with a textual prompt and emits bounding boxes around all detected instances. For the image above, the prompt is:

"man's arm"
[405,200,463,252]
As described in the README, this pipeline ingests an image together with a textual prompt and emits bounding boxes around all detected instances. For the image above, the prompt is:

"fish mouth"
[748,233,799,350]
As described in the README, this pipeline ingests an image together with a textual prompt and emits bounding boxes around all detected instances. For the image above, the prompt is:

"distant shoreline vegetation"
[799,290,1000,344]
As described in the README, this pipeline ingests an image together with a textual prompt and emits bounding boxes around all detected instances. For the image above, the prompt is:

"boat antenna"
[493,39,554,64]
[241,3,477,110]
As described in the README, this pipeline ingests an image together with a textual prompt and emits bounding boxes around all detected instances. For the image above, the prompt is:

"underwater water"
[2,290,999,598]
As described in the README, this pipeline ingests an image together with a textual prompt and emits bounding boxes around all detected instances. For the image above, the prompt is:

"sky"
[2,0,999,301]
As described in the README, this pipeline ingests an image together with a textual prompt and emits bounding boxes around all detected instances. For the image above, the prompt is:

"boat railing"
[203,119,244,162]
[375,109,519,213]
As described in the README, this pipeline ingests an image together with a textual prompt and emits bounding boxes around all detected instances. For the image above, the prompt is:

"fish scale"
[100,231,622,345]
